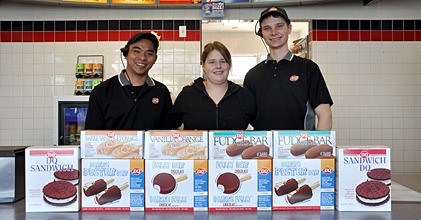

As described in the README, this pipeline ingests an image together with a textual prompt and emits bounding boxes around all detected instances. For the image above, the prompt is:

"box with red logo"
[25,146,80,212]
[144,130,208,159]
[273,131,336,159]
[81,130,143,159]
[336,146,391,211]
[144,160,208,211]
[208,159,272,211]
[272,158,335,210]
[81,159,144,211]
[208,131,272,160]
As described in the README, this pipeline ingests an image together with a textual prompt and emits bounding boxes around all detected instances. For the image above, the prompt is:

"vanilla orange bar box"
[144,130,208,160]
[80,130,144,159]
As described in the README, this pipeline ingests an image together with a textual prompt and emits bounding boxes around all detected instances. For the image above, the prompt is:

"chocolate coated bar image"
[83,178,115,197]
[287,181,320,204]
[274,178,306,196]
[95,182,129,205]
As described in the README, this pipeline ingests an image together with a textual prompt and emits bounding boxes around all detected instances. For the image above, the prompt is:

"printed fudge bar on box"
[273,130,336,159]
[208,131,273,160]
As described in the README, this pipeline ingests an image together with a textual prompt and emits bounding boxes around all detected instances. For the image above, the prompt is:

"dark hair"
[120,32,159,56]
[201,41,232,67]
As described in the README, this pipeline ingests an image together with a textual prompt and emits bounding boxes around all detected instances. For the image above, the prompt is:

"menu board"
[225,0,249,2]
[160,0,200,4]
[112,0,155,4]
[62,0,108,3]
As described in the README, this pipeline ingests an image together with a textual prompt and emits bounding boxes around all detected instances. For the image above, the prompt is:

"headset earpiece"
[257,28,262,37]
[254,21,262,38]
[121,45,129,57]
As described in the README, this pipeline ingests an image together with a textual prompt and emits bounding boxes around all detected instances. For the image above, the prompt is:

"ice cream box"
[208,131,273,160]
[80,130,144,159]
[0,146,27,203]
[144,160,208,211]
[81,159,144,211]
[272,158,335,210]
[272,130,336,159]
[144,130,208,160]
[25,146,80,212]
[208,159,272,211]
[336,146,391,211]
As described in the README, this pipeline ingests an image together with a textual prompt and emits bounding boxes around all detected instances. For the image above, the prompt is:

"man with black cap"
[85,32,173,130]
[244,7,333,131]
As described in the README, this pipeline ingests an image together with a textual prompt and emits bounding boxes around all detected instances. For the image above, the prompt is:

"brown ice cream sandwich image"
[83,178,115,197]
[367,168,391,185]
[290,140,316,156]
[42,181,77,206]
[216,172,252,194]
[274,178,306,196]
[54,168,80,185]
[287,181,320,204]
[95,182,129,205]
[152,173,188,194]
[355,181,390,206]
[226,140,253,156]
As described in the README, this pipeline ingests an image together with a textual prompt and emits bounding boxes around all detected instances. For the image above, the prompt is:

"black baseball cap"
[259,6,290,24]
[125,32,159,52]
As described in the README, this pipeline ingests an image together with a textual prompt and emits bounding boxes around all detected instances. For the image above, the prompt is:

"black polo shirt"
[85,70,173,130]
[244,52,333,130]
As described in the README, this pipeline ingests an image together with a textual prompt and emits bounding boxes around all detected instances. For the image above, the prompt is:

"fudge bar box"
[273,130,336,159]
[208,159,272,211]
[25,146,80,212]
[272,159,335,210]
[144,130,208,159]
[81,159,144,211]
[145,160,208,211]
[336,146,391,211]
[208,131,273,160]
[81,130,143,159]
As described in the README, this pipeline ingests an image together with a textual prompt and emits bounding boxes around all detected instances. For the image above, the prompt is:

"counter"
[1,175,420,220]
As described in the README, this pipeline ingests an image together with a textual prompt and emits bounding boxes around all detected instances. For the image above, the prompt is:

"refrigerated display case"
[53,96,89,146]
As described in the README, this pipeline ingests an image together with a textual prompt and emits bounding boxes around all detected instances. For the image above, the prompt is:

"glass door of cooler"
[58,102,88,145]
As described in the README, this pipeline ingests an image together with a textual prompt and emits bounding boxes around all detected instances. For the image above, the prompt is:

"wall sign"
[202,1,225,18]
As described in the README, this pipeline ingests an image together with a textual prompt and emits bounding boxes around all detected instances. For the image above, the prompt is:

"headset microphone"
[120,49,126,69]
